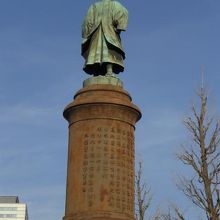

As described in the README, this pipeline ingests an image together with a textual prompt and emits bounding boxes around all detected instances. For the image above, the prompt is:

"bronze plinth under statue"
[62,1,141,220]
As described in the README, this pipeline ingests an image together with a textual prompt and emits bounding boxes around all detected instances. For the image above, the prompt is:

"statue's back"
[82,0,128,76]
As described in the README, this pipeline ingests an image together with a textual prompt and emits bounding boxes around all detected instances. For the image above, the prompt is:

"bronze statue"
[82,0,128,76]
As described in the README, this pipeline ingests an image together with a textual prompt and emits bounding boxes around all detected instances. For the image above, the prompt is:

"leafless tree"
[160,205,186,220]
[176,88,220,220]
[135,161,153,220]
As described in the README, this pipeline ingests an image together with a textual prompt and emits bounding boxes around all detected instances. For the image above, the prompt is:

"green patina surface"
[82,0,128,76]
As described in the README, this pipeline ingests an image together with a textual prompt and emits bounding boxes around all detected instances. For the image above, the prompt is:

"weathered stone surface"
[83,76,123,87]
[63,84,141,220]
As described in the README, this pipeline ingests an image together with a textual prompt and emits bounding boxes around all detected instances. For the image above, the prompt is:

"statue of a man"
[81,0,128,76]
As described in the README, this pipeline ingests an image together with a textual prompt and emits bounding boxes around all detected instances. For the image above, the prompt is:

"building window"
[0,214,17,218]
[0,207,17,211]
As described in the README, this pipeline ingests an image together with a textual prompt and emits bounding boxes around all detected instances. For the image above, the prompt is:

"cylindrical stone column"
[63,81,141,220]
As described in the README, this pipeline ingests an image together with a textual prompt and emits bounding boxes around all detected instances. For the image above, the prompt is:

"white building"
[0,196,28,220]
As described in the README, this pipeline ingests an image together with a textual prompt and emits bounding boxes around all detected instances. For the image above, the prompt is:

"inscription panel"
[81,125,135,215]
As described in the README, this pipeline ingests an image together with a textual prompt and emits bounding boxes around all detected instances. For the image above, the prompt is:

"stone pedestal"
[63,77,141,220]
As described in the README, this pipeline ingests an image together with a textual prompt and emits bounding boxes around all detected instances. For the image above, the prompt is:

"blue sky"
[0,0,220,219]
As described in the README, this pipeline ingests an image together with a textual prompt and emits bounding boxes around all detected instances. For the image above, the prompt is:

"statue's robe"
[82,0,128,75]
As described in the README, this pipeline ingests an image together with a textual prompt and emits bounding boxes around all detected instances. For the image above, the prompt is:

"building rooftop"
[0,196,19,204]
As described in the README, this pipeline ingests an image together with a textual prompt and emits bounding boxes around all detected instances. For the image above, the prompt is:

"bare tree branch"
[135,161,152,220]
[161,205,186,220]
[176,88,220,220]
